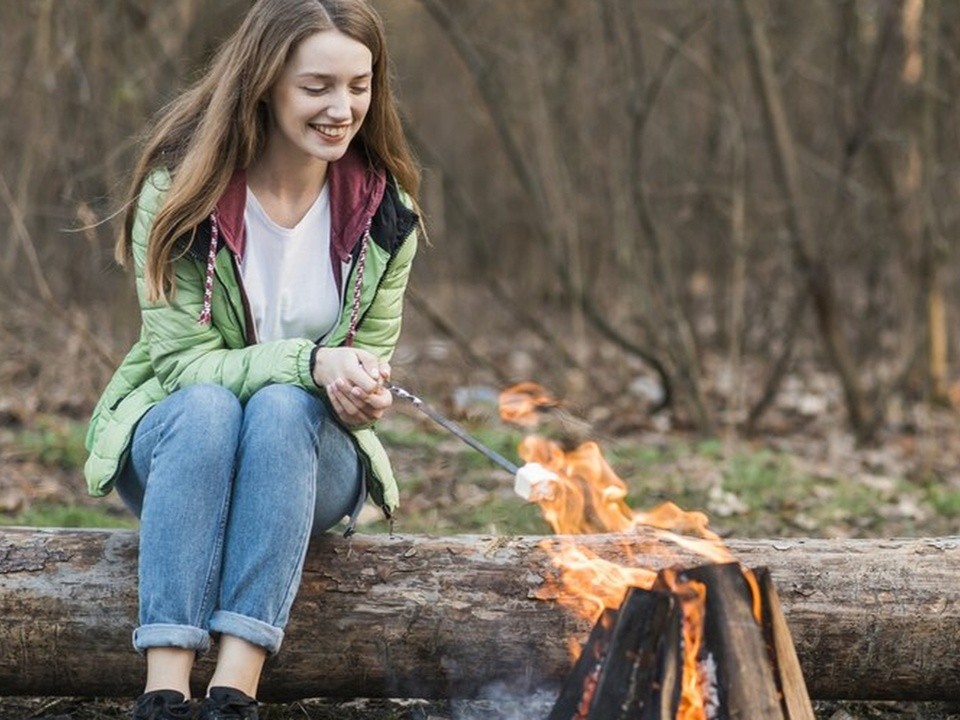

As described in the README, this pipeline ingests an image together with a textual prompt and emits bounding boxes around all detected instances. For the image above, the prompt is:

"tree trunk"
[733,0,875,438]
[1,528,959,701]
[919,0,949,404]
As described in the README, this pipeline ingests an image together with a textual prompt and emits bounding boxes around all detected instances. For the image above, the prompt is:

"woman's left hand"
[313,346,392,427]
[326,375,393,428]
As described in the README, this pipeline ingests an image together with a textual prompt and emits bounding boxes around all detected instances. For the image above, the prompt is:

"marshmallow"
[514,462,559,500]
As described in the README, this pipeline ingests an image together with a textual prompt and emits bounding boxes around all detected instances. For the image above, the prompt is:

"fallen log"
[1,528,959,701]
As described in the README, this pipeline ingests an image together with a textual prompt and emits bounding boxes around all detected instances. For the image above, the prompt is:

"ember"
[498,384,814,720]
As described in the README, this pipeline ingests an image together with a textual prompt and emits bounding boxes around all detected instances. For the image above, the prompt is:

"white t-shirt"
[241,184,340,343]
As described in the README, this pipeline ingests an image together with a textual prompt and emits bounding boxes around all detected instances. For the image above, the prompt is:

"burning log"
[547,589,682,720]
[755,568,814,720]
[548,564,814,720]
[2,528,960,701]
[675,564,784,719]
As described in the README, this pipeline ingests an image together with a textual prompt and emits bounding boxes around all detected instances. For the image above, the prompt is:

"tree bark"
[2,529,959,701]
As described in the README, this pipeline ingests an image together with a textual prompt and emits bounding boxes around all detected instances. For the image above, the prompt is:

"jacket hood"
[214,143,387,266]
[193,144,388,326]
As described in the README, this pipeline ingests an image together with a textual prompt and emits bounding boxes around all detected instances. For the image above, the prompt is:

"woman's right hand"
[312,347,392,427]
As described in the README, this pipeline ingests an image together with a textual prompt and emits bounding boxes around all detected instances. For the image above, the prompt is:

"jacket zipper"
[351,224,416,334]
[212,253,258,346]
[317,255,354,345]
[318,218,371,346]
[234,253,258,345]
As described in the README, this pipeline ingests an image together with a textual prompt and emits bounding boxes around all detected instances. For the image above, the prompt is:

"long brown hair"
[120,0,420,302]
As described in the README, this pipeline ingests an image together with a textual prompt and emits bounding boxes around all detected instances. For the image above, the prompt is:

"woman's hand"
[312,347,392,427]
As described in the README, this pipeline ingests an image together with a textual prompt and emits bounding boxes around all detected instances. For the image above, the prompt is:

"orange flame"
[547,541,658,621]
[500,384,760,720]
[517,434,731,562]
[659,569,710,720]
[499,382,559,427]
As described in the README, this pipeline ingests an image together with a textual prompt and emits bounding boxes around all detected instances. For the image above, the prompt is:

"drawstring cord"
[197,210,219,325]
[344,219,371,347]
[199,211,370,340]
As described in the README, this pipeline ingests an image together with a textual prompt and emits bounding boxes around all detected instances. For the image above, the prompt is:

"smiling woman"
[82,1,422,718]
[256,30,375,210]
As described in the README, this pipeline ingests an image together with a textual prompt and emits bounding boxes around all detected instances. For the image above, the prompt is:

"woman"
[83,1,420,718]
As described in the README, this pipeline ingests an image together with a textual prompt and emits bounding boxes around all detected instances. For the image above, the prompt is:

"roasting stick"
[388,384,558,498]
[389,385,519,472]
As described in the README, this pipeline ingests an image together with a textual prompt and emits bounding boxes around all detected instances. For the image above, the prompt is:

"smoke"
[449,682,557,720]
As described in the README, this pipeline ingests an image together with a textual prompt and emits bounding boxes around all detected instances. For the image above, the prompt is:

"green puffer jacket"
[84,151,418,517]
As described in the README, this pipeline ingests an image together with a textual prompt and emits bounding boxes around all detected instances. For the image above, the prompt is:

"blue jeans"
[115,383,364,655]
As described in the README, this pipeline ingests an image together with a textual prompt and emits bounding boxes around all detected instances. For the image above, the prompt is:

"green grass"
[929,486,960,518]
[377,423,447,449]
[370,497,551,536]
[376,418,960,538]
[6,410,957,538]
[724,449,787,495]
[0,503,136,529]
[9,415,88,469]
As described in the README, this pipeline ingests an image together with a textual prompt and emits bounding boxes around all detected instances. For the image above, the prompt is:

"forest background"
[2,0,960,718]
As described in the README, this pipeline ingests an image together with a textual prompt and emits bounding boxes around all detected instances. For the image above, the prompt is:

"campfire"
[498,384,815,720]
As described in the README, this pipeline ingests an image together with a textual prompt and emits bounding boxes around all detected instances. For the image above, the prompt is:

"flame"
[516,433,725,719]
[659,569,709,720]
[500,385,763,720]
[547,540,658,621]
[499,382,559,427]
[517,434,731,562]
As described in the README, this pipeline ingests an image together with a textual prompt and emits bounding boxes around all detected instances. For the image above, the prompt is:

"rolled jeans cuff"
[133,623,211,655]
[209,610,285,655]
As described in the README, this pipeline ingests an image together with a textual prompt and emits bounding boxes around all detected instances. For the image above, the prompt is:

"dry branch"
[404,284,511,385]
[0,171,118,373]
[733,0,874,437]
[2,529,960,702]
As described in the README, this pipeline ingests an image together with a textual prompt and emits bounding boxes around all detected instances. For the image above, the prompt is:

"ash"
[698,653,720,720]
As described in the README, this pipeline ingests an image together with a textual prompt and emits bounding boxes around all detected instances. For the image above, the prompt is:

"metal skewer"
[389,385,519,475]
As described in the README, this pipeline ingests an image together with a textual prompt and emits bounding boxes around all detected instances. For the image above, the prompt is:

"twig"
[0,170,56,306]
[0,170,118,372]
[746,290,808,432]
[412,1,675,413]
[734,0,875,439]
[400,116,590,377]
[404,284,512,385]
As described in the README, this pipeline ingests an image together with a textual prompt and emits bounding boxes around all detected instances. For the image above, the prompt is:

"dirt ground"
[3,697,960,720]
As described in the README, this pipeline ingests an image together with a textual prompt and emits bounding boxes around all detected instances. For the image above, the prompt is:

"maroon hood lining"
[213,144,387,286]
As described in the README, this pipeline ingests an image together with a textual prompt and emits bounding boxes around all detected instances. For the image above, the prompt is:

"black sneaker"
[132,689,197,720]
[198,686,259,720]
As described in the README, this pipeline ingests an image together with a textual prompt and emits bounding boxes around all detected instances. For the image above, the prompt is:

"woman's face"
[266,29,373,165]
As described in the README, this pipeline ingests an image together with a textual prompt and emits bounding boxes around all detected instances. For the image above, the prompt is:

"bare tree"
[410,0,713,426]
[5,0,960,435]
[732,0,879,438]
